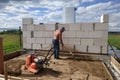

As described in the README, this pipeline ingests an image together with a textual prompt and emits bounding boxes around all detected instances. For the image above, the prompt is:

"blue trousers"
[52,39,59,59]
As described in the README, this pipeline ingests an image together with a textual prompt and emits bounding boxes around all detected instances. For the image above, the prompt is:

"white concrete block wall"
[101,31,108,39]
[81,39,94,46]
[100,14,109,23]
[34,31,44,38]
[23,37,27,43]
[41,44,52,50]
[69,38,81,45]
[22,24,27,31]
[22,18,33,25]
[102,46,108,54]
[26,24,35,31]
[34,24,46,31]
[88,31,102,38]
[61,44,75,51]
[33,31,54,38]
[58,24,70,31]
[75,45,87,52]
[35,38,45,44]
[32,44,42,49]
[45,38,52,44]
[23,31,31,38]
[88,46,101,53]
[95,23,108,31]
[26,38,35,44]
[81,23,93,31]
[23,43,32,49]
[45,24,55,31]
[62,38,70,44]
[44,31,54,38]
[69,23,81,31]
[76,31,89,38]
[94,39,107,46]
[22,15,108,54]
[63,31,76,38]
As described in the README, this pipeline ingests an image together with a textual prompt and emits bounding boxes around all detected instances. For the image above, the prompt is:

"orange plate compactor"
[25,48,54,73]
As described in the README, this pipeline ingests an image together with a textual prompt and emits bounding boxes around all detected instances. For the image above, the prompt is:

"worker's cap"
[61,27,66,31]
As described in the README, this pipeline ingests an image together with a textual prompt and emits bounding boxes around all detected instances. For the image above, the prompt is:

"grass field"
[0,34,22,54]
[108,34,120,49]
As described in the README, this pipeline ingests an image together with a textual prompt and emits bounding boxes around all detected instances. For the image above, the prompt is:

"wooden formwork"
[0,38,4,74]
[4,51,21,61]
[0,51,115,80]
[111,56,120,74]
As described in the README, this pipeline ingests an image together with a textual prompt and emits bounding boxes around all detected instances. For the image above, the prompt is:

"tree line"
[0,29,22,34]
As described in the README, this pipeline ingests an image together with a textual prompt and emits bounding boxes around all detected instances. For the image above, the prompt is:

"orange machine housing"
[25,54,38,73]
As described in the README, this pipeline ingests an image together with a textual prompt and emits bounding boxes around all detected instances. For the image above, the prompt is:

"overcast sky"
[0,0,120,31]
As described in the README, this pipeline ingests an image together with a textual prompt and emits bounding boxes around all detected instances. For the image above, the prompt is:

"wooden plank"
[0,38,4,74]
[111,56,120,74]
[4,62,8,80]
[102,62,114,80]
[0,74,29,80]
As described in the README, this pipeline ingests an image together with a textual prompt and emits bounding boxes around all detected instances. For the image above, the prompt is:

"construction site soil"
[5,51,112,80]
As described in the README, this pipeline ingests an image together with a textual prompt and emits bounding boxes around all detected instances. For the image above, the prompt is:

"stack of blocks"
[22,14,109,54]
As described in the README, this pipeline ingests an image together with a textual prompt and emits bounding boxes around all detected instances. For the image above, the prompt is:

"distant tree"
[0,29,21,34]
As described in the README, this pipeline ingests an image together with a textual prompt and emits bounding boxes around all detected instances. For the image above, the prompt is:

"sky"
[0,0,120,31]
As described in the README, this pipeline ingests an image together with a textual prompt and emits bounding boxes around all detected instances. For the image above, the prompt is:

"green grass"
[108,34,120,49]
[0,34,22,54]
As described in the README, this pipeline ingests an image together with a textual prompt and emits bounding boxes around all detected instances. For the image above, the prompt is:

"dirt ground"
[5,51,112,80]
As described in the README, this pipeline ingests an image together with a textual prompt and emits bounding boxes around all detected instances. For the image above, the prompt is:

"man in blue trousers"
[52,27,65,59]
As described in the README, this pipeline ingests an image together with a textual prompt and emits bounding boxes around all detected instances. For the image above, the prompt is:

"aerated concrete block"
[22,18,33,24]
[75,45,87,52]
[69,38,81,45]
[45,38,52,44]
[81,23,93,31]
[23,37,27,43]
[32,43,42,49]
[26,38,35,44]
[95,23,108,31]
[63,31,76,38]
[81,39,94,46]
[101,46,108,54]
[88,46,100,53]
[44,31,54,38]
[69,23,81,31]
[34,24,46,31]
[100,14,109,23]
[58,24,70,31]
[23,43,26,49]
[35,38,45,44]
[61,44,75,51]
[23,31,31,37]
[26,24,35,31]
[62,38,70,44]
[41,44,52,50]
[45,24,55,31]
[76,31,89,38]
[101,31,108,39]
[23,43,31,49]
[88,31,102,38]
[34,31,44,37]
[94,39,108,46]
[22,24,27,31]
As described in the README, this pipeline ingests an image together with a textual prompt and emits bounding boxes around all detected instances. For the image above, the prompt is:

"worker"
[52,27,65,59]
